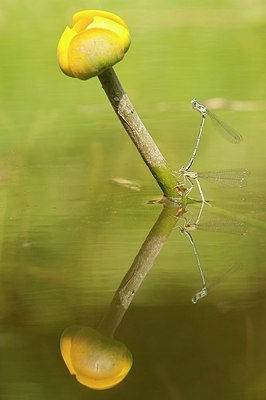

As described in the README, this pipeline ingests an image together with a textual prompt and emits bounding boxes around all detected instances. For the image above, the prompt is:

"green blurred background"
[0,0,266,399]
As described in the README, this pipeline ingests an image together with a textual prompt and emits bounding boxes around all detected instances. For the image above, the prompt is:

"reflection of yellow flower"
[60,325,133,390]
[57,10,131,80]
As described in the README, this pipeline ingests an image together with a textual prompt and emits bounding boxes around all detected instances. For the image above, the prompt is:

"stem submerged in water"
[98,67,180,200]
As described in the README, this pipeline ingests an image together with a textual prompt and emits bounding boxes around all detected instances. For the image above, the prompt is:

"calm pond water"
[0,0,266,399]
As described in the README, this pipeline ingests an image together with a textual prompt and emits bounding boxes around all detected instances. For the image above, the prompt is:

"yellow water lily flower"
[60,325,133,390]
[57,10,131,80]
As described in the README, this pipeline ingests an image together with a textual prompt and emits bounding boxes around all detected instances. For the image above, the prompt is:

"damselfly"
[180,220,241,304]
[183,98,243,171]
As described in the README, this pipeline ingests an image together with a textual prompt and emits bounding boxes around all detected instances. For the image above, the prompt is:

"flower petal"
[75,369,130,390]
[68,28,126,80]
[85,16,130,52]
[60,326,81,374]
[72,10,129,30]
[57,26,77,77]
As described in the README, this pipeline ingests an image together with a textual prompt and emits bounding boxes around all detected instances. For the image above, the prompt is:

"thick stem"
[98,67,180,200]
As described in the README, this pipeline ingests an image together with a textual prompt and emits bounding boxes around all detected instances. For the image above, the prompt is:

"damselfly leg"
[176,167,249,204]
[177,168,208,205]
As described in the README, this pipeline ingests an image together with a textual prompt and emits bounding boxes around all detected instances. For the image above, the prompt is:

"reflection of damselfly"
[180,227,207,303]
[179,216,241,304]
[184,98,243,171]
[176,168,249,203]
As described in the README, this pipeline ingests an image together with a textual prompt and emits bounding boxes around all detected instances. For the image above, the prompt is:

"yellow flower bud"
[57,10,131,80]
[60,325,133,390]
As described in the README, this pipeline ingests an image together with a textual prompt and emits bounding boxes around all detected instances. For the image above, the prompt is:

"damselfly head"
[192,287,208,304]
[191,98,207,116]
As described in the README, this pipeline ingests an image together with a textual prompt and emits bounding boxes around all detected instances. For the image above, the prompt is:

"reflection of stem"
[98,68,180,200]
[98,204,183,337]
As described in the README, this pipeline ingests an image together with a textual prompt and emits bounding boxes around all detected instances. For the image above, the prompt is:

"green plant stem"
[98,67,180,200]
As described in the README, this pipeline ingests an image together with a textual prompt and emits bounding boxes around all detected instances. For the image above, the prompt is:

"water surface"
[0,0,266,399]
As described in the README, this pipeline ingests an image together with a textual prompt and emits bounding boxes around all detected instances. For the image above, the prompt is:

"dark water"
[0,0,266,399]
